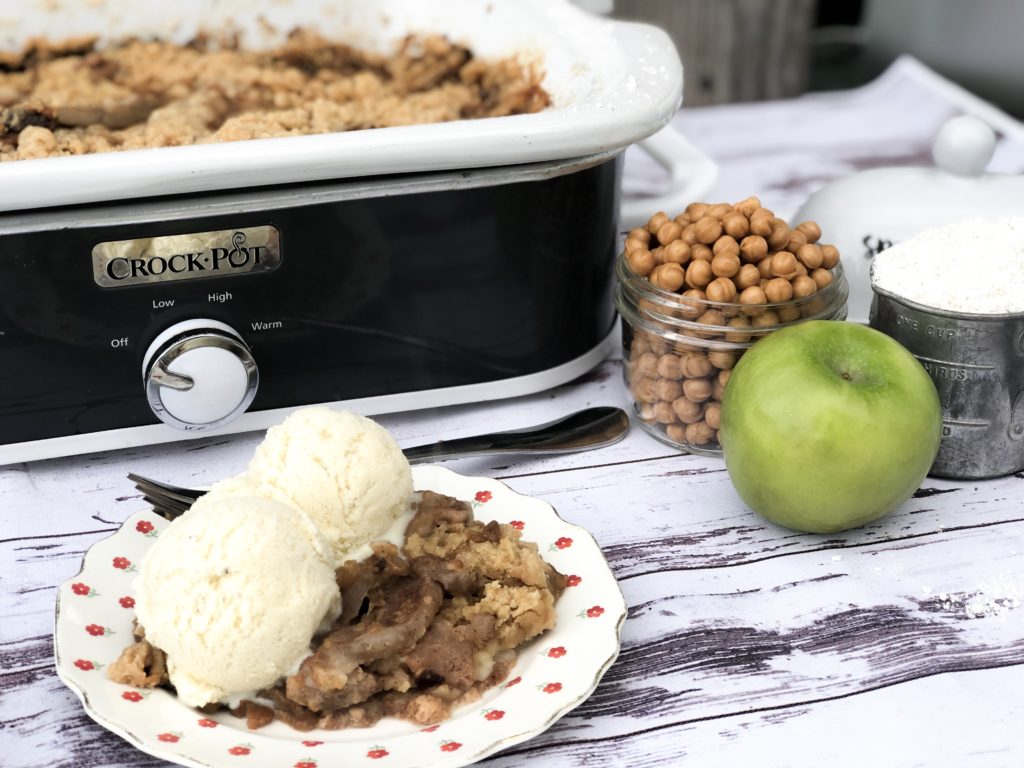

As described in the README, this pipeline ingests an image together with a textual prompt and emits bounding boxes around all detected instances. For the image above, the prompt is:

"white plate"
[54,465,626,768]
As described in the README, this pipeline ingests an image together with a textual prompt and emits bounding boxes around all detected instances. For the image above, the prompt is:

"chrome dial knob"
[142,319,258,430]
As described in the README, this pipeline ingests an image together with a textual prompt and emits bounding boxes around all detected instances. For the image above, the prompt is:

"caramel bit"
[0,31,550,160]
[623,198,845,450]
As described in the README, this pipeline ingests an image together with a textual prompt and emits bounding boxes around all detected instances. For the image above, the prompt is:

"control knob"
[142,319,258,430]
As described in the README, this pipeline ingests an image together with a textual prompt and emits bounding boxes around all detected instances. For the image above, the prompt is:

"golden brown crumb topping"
[0,31,549,161]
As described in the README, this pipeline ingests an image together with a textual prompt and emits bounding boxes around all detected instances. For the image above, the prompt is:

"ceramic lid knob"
[932,115,996,176]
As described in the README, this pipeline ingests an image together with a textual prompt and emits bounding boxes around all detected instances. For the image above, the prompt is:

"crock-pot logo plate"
[92,225,281,288]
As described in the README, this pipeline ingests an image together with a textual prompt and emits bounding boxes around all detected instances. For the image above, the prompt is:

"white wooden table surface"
[3,60,1024,767]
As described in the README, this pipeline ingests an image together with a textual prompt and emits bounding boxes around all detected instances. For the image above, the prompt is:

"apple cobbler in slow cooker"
[109,491,566,731]
[0,31,549,161]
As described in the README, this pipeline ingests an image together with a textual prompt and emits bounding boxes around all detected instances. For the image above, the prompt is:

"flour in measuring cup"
[870,217,1024,314]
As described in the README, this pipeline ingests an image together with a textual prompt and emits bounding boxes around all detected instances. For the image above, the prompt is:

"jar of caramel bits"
[616,198,849,455]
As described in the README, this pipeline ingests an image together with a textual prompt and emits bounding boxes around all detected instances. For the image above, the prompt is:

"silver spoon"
[129,407,629,520]
[402,406,629,462]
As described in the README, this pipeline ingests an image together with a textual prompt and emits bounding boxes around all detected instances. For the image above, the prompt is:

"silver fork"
[130,406,629,520]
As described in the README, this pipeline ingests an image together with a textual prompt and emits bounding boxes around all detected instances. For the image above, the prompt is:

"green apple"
[719,320,941,533]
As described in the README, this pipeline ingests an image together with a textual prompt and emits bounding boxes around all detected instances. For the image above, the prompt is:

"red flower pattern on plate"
[61,474,621,763]
[420,725,440,733]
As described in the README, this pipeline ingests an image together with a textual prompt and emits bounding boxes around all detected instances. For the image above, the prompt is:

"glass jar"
[614,252,849,455]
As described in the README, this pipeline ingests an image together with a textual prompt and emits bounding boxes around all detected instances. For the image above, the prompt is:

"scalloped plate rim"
[54,465,626,768]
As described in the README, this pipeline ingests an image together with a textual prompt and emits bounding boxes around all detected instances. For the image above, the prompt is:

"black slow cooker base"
[0,157,620,445]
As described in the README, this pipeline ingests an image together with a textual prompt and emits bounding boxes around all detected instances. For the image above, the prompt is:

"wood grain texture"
[5,67,1024,767]
[4,374,1023,767]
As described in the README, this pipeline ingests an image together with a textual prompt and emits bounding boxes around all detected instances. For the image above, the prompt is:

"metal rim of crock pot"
[0,152,621,235]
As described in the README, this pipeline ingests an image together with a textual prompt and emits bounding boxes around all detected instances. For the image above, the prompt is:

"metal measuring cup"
[869,286,1024,479]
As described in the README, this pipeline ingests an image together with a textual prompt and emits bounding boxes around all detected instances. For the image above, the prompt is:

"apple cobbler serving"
[110,491,565,731]
[0,31,550,161]
[106,408,565,731]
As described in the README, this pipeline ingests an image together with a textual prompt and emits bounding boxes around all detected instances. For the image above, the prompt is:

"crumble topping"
[109,490,565,731]
[0,31,549,161]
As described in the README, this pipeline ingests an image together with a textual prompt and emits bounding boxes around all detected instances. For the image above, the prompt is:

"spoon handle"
[129,408,631,521]
[402,407,629,464]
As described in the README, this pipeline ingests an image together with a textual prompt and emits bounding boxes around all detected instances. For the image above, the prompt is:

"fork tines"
[128,473,204,522]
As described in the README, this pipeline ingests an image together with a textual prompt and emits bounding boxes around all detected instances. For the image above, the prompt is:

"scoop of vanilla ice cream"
[245,407,413,565]
[187,473,255,515]
[134,497,341,708]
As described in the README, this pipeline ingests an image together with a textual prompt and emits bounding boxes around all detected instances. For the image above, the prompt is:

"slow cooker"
[0,0,692,464]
